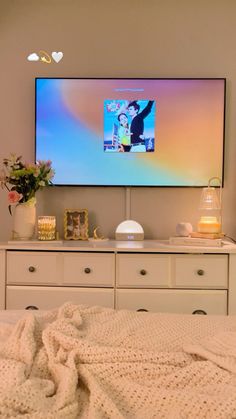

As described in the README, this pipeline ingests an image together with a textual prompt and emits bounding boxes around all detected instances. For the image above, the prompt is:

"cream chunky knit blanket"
[0,303,236,418]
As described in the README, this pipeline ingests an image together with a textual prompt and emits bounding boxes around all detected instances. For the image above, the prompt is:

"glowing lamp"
[115,220,144,241]
[198,177,222,234]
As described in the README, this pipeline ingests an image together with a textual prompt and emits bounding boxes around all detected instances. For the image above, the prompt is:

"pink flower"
[8,190,23,204]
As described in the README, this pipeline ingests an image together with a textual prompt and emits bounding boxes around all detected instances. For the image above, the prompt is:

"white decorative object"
[115,220,144,240]
[51,51,63,63]
[176,222,193,237]
[12,202,36,240]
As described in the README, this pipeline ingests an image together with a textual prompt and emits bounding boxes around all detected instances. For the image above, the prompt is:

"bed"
[0,303,236,418]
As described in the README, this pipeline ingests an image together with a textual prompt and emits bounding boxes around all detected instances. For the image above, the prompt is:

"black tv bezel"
[35,77,226,188]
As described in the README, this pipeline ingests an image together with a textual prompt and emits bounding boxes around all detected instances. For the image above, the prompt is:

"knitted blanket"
[0,303,236,419]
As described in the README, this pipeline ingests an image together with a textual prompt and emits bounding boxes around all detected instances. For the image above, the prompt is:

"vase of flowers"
[0,154,55,240]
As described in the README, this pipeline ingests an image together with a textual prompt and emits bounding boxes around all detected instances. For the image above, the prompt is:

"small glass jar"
[37,216,56,240]
[197,216,221,234]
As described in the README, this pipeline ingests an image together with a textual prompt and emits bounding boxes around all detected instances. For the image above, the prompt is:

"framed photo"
[64,209,89,240]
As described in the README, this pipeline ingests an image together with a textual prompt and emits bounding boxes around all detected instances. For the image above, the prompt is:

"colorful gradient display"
[35,78,225,186]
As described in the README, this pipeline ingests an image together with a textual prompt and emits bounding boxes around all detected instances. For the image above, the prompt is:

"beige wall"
[1,0,236,240]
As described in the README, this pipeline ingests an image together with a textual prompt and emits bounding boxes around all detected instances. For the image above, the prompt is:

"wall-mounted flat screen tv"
[35,78,225,186]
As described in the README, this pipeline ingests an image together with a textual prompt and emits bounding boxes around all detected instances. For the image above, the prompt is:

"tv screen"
[35,78,225,186]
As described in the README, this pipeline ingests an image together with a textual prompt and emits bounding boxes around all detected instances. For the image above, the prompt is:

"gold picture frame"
[64,209,89,240]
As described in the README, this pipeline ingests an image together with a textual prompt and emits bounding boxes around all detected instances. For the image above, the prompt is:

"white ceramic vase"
[13,201,36,240]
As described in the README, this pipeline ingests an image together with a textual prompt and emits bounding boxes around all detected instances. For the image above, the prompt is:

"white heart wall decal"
[52,52,63,63]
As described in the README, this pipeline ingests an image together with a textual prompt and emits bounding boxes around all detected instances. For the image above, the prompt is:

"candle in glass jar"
[197,216,221,234]
[37,216,56,240]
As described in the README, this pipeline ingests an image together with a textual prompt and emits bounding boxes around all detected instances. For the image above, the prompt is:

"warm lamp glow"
[198,216,221,234]
[198,177,222,234]
[38,216,56,240]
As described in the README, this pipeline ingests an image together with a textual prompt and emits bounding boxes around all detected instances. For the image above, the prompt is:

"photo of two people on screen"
[104,99,156,153]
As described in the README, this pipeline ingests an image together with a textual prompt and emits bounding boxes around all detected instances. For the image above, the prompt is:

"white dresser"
[1,240,236,314]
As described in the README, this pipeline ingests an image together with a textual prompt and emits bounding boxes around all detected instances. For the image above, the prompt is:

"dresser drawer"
[173,254,228,288]
[116,254,170,287]
[6,286,114,310]
[7,251,59,285]
[116,289,227,315]
[63,253,115,286]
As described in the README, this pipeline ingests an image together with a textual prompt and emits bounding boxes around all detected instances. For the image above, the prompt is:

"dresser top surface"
[0,239,236,254]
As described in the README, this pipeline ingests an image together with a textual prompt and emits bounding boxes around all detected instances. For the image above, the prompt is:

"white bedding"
[0,310,47,324]
[0,303,236,418]
[0,310,42,324]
